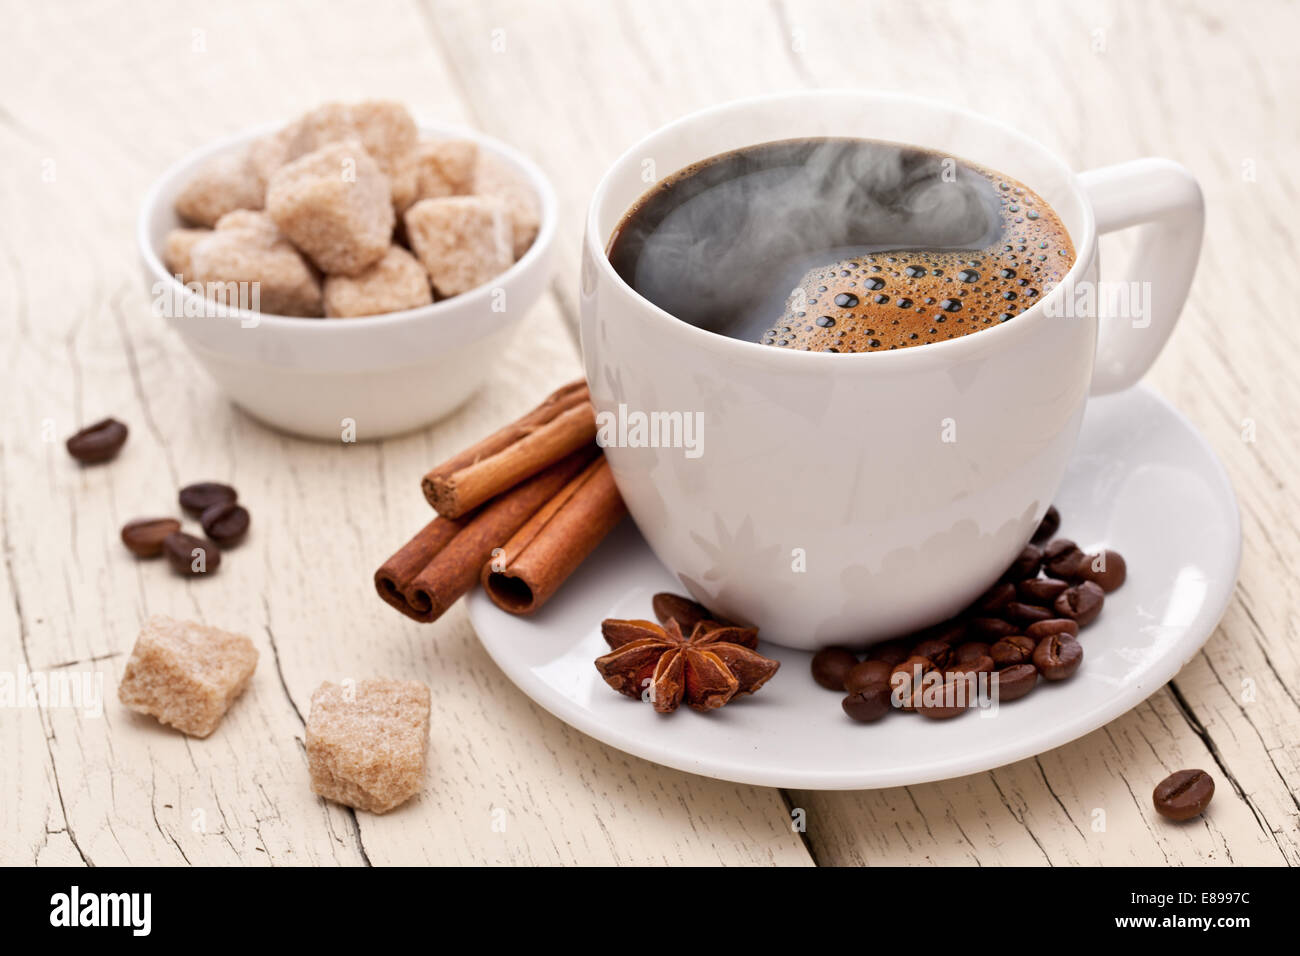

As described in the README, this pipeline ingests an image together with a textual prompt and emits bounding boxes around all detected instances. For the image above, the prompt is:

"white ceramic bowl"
[138,122,557,441]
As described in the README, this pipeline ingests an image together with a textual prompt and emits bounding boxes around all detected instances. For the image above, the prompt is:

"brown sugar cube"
[118,614,258,738]
[246,121,315,193]
[213,209,274,233]
[247,132,289,192]
[323,246,432,318]
[407,138,478,206]
[162,227,210,282]
[473,152,541,260]
[306,678,431,814]
[298,101,416,173]
[298,101,419,210]
[242,103,421,211]
[266,140,394,276]
[388,166,419,215]
[342,101,418,210]
[174,147,265,227]
[190,210,323,316]
[405,196,512,297]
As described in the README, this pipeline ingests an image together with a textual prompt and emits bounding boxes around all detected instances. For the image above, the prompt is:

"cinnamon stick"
[374,513,473,620]
[481,456,627,615]
[421,379,597,517]
[375,448,597,623]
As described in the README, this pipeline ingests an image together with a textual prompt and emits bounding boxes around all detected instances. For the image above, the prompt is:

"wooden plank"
[0,0,809,865]
[422,0,809,325]
[430,0,1300,865]
[2,0,1295,866]
[792,694,1284,866]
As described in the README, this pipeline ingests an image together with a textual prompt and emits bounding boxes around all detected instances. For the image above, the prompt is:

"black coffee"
[607,138,1075,352]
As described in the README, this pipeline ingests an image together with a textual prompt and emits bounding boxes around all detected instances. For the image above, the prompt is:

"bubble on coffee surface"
[606,138,1075,353]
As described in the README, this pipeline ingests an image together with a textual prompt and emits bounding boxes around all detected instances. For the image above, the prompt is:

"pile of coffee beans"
[121,481,250,578]
[64,415,250,579]
[813,506,1127,722]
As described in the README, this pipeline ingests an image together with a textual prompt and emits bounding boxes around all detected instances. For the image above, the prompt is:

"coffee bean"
[1017,577,1069,605]
[1043,538,1086,578]
[1053,580,1105,626]
[842,684,892,723]
[1004,544,1043,580]
[911,638,952,668]
[913,618,967,645]
[916,673,974,719]
[1041,537,1075,561]
[163,531,221,576]
[996,663,1038,702]
[1033,634,1083,680]
[1153,769,1215,821]
[865,640,910,668]
[889,655,935,712]
[975,581,1017,612]
[1030,505,1060,544]
[1026,618,1079,641]
[844,659,893,694]
[201,501,250,546]
[890,655,934,678]
[989,634,1036,668]
[1004,601,1054,625]
[1077,549,1127,592]
[811,647,859,691]
[842,660,894,723]
[932,620,968,644]
[945,653,994,677]
[66,418,128,464]
[970,617,1017,640]
[952,641,991,664]
[179,482,238,517]
[120,517,181,558]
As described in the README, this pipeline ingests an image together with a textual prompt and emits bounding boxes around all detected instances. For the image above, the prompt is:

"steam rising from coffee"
[608,138,1074,352]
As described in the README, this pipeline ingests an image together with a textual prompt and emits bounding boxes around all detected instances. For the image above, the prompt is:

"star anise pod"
[651,592,739,634]
[595,617,779,713]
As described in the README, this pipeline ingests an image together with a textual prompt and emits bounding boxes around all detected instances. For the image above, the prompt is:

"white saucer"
[467,386,1240,789]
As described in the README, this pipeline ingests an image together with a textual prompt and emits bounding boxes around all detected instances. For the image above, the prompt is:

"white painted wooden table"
[1,0,1296,866]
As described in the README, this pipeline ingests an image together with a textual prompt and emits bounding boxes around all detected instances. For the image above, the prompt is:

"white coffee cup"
[580,91,1202,650]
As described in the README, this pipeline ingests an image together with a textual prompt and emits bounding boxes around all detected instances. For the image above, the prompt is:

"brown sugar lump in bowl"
[408,138,478,204]
[306,678,431,814]
[247,120,315,193]
[118,614,258,738]
[162,227,210,282]
[297,100,420,211]
[405,195,513,297]
[173,146,265,227]
[323,246,432,318]
[265,139,394,276]
[473,152,541,260]
[189,210,323,317]
[245,101,421,209]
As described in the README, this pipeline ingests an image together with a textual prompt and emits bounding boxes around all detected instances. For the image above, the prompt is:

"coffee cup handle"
[1076,159,1204,395]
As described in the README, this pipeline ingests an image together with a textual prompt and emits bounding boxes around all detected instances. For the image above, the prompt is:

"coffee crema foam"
[773,191,1073,352]
[608,137,1076,353]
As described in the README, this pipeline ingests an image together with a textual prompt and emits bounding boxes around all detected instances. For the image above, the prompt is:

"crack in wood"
[2,442,91,866]
[1166,677,1287,858]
